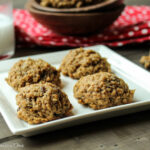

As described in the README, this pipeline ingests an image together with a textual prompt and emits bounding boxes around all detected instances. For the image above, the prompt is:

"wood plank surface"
[1,111,150,150]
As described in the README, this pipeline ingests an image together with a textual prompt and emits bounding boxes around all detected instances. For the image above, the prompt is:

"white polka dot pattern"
[128,31,134,36]
[14,6,150,48]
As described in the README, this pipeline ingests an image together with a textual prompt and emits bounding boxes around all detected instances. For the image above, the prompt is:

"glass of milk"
[0,0,15,60]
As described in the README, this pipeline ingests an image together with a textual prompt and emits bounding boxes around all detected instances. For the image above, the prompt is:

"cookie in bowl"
[27,0,125,35]
[16,83,73,124]
[6,58,61,91]
[74,72,135,110]
[59,47,111,79]
[40,0,101,8]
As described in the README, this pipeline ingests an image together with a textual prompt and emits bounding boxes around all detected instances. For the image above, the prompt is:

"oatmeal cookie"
[6,58,61,91]
[74,72,135,110]
[140,55,150,69]
[59,47,111,79]
[40,0,101,8]
[16,83,73,124]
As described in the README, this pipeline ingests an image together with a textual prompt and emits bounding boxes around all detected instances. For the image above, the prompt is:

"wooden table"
[0,0,150,150]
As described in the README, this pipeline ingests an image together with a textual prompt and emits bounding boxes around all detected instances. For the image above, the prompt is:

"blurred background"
[10,0,150,63]
[14,0,150,8]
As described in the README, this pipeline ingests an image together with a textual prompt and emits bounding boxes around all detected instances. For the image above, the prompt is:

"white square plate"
[0,45,150,137]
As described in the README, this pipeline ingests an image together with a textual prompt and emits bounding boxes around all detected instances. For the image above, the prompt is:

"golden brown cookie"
[59,47,111,79]
[6,58,61,91]
[40,0,101,8]
[16,83,73,124]
[74,72,135,110]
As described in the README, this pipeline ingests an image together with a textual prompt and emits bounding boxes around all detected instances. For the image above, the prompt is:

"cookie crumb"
[140,55,150,69]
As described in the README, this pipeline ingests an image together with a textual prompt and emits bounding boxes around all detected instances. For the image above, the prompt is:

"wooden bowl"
[32,0,124,13]
[26,0,125,35]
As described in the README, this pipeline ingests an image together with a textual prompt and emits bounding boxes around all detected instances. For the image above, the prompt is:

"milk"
[0,14,14,55]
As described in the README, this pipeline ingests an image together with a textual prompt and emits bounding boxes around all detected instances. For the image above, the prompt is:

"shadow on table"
[24,109,150,148]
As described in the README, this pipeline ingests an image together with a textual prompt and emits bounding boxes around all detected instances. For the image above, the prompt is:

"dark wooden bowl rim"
[27,0,124,16]
[32,0,123,13]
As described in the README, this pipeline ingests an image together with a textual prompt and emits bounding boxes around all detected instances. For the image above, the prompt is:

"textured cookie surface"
[74,72,135,110]
[6,58,61,91]
[40,0,101,8]
[59,48,111,79]
[16,83,73,124]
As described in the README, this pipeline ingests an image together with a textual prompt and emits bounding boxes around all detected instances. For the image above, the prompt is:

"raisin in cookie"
[16,83,73,124]
[74,72,135,110]
[59,48,111,79]
[6,58,61,91]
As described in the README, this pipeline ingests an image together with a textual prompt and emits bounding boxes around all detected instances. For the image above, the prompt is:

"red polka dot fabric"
[14,6,150,48]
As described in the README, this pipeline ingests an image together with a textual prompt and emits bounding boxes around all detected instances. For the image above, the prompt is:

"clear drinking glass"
[0,0,15,60]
